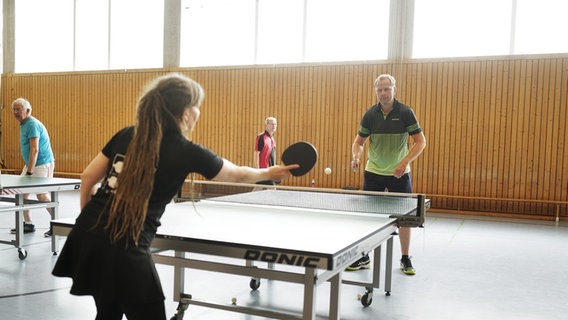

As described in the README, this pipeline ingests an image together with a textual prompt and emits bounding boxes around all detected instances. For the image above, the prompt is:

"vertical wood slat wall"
[1,56,567,219]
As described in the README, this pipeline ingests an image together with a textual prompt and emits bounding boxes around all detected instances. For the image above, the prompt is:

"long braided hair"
[105,73,204,245]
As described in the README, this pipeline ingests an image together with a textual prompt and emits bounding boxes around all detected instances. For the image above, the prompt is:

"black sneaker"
[345,254,371,271]
[10,222,36,234]
[400,256,416,275]
[44,226,53,237]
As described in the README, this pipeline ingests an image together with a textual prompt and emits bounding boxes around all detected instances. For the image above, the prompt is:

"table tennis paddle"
[281,141,318,176]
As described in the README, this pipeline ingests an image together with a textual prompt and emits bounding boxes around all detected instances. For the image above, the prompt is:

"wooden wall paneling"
[503,60,516,212]
[518,60,533,213]
[463,62,487,209]
[424,62,441,207]
[2,56,567,219]
[208,69,223,156]
[406,63,421,192]
[240,68,252,164]
[344,65,357,188]
[541,59,555,214]
[447,62,460,203]
[422,63,436,204]
[454,61,466,202]
[490,61,512,210]
[243,67,255,168]
[343,64,359,189]
[236,68,248,166]
[419,62,433,195]
[312,65,325,187]
[525,59,538,206]
[421,62,435,196]
[463,60,478,212]
[550,59,563,205]
[482,61,494,210]
[550,58,565,216]
[531,59,544,214]
[550,58,563,205]
[247,67,258,165]
[331,65,344,188]
[512,60,527,212]
[488,61,506,208]
[470,61,496,210]
[556,58,568,217]
[338,65,349,188]
[445,62,458,209]
[321,66,334,188]
[488,61,502,210]
[559,59,568,216]
[532,59,546,214]
[329,65,340,188]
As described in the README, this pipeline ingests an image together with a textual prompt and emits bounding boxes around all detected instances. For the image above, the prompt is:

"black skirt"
[52,211,164,304]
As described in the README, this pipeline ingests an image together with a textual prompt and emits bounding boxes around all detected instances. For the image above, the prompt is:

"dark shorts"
[363,171,412,193]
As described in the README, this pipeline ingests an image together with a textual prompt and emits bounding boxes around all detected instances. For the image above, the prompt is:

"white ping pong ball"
[231,297,237,304]
[324,167,332,175]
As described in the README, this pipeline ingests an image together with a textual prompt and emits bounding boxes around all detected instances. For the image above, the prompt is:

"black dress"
[52,126,224,303]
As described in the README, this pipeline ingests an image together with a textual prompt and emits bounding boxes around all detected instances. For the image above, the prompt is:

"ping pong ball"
[324,167,332,175]
[231,297,237,304]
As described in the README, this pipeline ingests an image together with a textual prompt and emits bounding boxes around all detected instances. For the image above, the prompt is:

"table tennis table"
[0,174,81,260]
[52,187,428,320]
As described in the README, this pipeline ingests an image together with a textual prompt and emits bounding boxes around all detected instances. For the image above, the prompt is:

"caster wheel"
[385,291,391,296]
[250,278,261,290]
[18,248,28,260]
[361,292,373,307]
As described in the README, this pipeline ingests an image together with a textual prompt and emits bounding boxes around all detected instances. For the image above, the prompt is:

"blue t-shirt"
[20,116,54,166]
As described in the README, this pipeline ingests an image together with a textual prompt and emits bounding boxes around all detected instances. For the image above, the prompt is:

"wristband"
[26,171,33,176]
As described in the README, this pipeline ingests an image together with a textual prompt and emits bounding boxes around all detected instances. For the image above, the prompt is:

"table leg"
[14,195,28,260]
[329,271,342,320]
[385,236,394,295]
[173,250,186,301]
[372,245,382,289]
[302,268,317,320]
[50,191,59,254]
[15,195,24,249]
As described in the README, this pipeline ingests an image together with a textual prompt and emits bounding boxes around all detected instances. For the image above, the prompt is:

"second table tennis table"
[1,174,81,260]
[52,187,428,319]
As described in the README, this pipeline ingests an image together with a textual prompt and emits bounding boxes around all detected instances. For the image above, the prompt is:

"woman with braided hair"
[52,73,297,320]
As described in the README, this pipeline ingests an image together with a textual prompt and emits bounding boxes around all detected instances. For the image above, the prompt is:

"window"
[14,0,163,72]
[305,0,389,62]
[10,0,568,73]
[413,0,568,58]
[514,0,568,54]
[413,0,512,59]
[180,0,256,67]
[15,0,74,73]
[180,0,389,67]
[109,0,164,70]
[75,0,109,71]
[256,0,304,64]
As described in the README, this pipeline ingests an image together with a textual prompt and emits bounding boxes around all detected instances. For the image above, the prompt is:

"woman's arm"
[212,159,298,183]
[79,152,109,209]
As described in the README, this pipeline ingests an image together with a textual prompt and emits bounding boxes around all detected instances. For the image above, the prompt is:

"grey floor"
[1,190,567,320]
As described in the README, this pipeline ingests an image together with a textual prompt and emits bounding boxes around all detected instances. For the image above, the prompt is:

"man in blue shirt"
[11,98,56,237]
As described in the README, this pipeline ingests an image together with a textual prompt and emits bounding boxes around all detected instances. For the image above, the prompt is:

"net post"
[417,194,426,227]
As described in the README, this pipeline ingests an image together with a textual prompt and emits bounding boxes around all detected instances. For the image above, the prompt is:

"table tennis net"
[208,189,422,217]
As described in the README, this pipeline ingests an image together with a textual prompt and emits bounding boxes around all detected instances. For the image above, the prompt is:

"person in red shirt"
[253,117,277,185]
